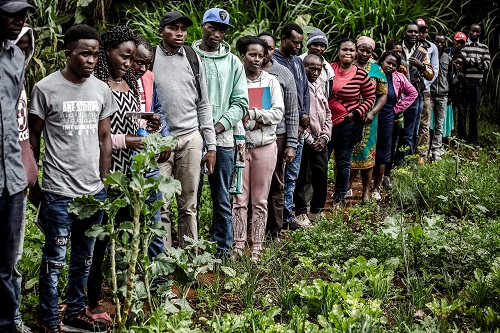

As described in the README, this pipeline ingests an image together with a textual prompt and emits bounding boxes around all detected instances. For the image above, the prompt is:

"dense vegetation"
[27,0,499,112]
[19,0,500,332]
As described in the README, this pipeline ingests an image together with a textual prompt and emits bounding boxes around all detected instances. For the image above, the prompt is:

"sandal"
[87,306,111,328]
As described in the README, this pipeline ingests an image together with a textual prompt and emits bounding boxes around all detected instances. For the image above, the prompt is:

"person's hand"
[145,114,161,132]
[312,137,327,152]
[343,113,355,122]
[409,57,424,70]
[241,112,250,129]
[214,122,225,135]
[28,183,42,207]
[125,135,144,151]
[156,148,172,163]
[300,115,310,128]
[201,150,216,175]
[298,125,305,138]
[254,121,268,130]
[284,147,296,163]
[364,111,375,124]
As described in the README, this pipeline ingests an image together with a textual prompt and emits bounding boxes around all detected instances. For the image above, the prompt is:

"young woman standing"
[327,38,375,205]
[232,36,284,260]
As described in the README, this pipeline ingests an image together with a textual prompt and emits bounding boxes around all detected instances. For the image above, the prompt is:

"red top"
[329,62,376,125]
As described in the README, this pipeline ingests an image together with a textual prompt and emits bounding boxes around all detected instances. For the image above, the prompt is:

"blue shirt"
[0,40,26,195]
[273,49,310,119]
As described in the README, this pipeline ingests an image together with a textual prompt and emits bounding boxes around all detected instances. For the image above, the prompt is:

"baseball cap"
[414,18,428,29]
[0,0,34,13]
[160,11,193,29]
[454,32,467,42]
[202,8,234,29]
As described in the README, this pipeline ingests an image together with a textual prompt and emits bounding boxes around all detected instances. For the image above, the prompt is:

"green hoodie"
[192,40,249,147]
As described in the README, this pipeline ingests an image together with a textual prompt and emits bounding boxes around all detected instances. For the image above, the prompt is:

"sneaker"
[382,177,393,190]
[62,307,108,333]
[344,189,353,198]
[472,143,482,151]
[290,214,313,229]
[16,322,33,333]
[41,325,60,333]
[233,247,244,259]
[308,211,325,222]
[371,190,382,201]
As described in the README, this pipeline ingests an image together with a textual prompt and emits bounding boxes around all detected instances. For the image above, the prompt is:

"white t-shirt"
[29,71,118,197]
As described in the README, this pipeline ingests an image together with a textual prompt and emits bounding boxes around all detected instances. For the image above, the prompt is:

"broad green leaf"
[68,195,102,220]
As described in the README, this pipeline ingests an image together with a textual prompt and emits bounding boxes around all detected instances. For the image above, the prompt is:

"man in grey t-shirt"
[28,25,117,333]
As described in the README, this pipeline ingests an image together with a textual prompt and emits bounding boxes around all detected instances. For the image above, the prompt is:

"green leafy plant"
[69,133,180,330]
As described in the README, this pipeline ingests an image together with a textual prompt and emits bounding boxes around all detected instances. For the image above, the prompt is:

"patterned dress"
[351,61,388,169]
[110,89,138,174]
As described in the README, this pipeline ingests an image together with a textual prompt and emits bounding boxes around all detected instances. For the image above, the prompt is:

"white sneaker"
[372,191,382,201]
[344,189,353,198]
[308,211,325,222]
[290,214,313,228]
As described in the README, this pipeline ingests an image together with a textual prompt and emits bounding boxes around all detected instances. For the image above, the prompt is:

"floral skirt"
[351,114,378,169]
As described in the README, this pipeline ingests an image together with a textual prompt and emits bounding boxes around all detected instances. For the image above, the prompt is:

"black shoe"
[41,325,60,333]
[62,307,108,333]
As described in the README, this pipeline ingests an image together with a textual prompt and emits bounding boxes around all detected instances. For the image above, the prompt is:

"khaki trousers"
[159,130,203,248]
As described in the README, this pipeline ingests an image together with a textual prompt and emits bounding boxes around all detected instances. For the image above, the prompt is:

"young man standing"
[459,23,491,150]
[394,22,434,166]
[299,29,335,98]
[429,33,452,161]
[29,25,117,333]
[257,32,299,238]
[192,8,248,256]
[414,18,439,164]
[153,12,216,249]
[272,23,311,229]
[0,1,33,332]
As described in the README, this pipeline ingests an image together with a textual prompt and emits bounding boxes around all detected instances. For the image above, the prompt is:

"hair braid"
[94,25,140,111]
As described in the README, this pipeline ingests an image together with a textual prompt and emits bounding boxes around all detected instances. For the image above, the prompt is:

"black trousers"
[458,82,481,145]
[294,143,328,215]
[0,190,24,333]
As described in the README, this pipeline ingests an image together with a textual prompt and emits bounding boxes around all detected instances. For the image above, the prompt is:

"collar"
[159,43,184,56]
[402,41,418,58]
[466,37,480,45]
[0,39,16,53]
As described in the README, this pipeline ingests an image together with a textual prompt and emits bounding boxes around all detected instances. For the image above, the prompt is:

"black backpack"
[150,45,202,100]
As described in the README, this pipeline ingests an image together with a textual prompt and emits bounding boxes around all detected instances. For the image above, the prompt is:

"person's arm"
[98,117,112,180]
[283,74,299,149]
[428,44,439,85]
[394,73,418,114]
[355,72,376,118]
[214,58,249,134]
[196,59,217,151]
[151,83,170,136]
[28,114,44,206]
[366,77,388,123]
[482,45,491,72]
[409,50,434,80]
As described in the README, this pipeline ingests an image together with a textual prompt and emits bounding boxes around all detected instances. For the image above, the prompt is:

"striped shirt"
[461,41,491,82]
[329,63,376,125]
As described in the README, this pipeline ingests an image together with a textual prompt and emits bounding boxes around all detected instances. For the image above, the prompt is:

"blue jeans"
[87,172,163,308]
[0,190,24,333]
[38,189,106,326]
[283,139,304,225]
[412,92,425,153]
[330,121,355,203]
[394,92,423,166]
[208,147,234,255]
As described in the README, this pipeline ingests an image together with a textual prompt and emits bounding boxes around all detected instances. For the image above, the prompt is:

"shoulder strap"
[150,46,157,71]
[183,45,202,101]
[149,45,202,101]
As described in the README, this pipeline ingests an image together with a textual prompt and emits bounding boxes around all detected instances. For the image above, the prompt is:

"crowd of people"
[0,0,492,332]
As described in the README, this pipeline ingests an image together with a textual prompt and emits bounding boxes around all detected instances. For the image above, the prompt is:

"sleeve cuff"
[111,134,127,150]
[206,144,217,151]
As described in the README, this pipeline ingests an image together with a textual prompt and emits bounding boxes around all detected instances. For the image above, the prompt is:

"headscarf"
[356,36,375,51]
